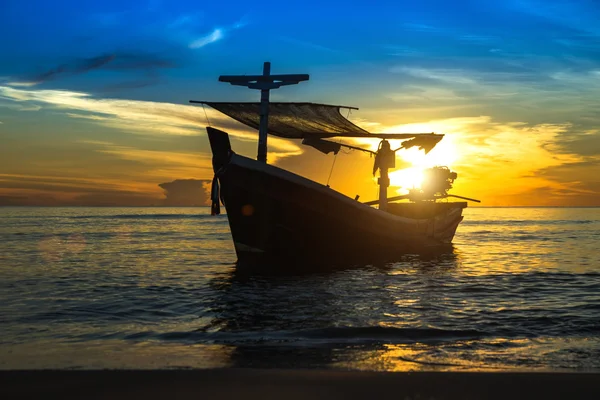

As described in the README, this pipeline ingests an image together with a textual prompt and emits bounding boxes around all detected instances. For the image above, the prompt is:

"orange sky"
[0,83,598,206]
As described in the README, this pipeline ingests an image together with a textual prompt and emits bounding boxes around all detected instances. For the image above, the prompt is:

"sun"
[387,130,459,194]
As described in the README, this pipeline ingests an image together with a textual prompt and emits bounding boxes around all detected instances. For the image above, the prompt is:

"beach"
[2,369,600,399]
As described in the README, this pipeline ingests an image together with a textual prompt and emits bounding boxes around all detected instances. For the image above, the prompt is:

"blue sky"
[0,0,599,205]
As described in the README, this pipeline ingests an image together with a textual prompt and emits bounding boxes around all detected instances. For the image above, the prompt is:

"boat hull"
[207,127,466,270]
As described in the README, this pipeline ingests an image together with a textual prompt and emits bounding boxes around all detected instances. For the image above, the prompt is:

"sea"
[1,206,599,371]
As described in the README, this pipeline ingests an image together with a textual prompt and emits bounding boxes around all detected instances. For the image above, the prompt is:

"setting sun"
[386,126,460,194]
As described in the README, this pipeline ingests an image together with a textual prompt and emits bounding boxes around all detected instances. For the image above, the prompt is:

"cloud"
[167,14,202,30]
[87,142,212,170]
[158,179,211,206]
[65,113,109,121]
[0,172,165,206]
[189,28,224,49]
[188,17,248,49]
[0,139,213,206]
[391,67,477,85]
[7,52,175,87]
[74,140,214,184]
[0,84,303,160]
[9,54,114,86]
[5,81,39,87]
[0,172,155,194]
[507,0,600,37]
[382,63,600,127]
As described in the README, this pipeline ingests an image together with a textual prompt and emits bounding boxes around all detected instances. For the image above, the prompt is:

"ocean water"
[1,206,599,371]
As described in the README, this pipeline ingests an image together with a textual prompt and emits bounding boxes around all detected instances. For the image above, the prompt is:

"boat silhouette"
[191,62,479,270]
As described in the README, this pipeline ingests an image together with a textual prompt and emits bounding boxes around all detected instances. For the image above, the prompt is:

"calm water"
[1,207,599,371]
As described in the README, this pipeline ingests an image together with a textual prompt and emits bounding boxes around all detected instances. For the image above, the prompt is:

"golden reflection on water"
[330,340,561,372]
[38,234,87,263]
[4,207,598,371]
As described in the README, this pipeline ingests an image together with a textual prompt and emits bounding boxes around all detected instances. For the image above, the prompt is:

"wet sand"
[1,369,599,399]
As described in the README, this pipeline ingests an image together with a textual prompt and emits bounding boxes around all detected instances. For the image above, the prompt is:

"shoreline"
[2,369,599,399]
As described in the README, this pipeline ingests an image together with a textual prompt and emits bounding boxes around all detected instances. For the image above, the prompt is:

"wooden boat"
[191,62,479,269]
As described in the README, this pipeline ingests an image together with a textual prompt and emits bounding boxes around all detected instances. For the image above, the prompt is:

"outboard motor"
[418,166,458,199]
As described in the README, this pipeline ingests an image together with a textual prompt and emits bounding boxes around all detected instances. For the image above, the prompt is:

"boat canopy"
[192,101,443,142]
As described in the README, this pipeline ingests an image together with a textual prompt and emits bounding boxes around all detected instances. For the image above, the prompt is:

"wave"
[72,213,226,220]
[462,219,595,226]
[147,326,488,345]
[281,326,487,341]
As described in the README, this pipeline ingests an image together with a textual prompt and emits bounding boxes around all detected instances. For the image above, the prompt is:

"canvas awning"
[192,101,442,141]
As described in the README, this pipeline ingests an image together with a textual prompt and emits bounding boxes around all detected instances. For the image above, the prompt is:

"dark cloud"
[102,52,176,71]
[0,178,213,206]
[536,160,600,181]
[15,52,175,87]
[159,179,211,206]
[555,131,600,158]
[522,159,600,206]
[515,184,600,207]
[0,195,36,206]
[23,54,115,84]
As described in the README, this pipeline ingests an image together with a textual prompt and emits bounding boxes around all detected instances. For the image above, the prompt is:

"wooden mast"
[373,140,395,211]
[218,62,309,163]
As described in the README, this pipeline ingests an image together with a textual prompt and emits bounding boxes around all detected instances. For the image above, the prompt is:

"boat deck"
[386,201,468,219]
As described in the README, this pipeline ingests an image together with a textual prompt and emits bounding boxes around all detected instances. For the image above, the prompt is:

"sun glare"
[386,126,459,193]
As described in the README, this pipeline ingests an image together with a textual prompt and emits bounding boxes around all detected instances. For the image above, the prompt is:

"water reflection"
[3,207,599,371]
[205,247,463,369]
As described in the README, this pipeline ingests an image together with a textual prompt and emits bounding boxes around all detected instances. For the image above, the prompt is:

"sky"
[0,0,599,206]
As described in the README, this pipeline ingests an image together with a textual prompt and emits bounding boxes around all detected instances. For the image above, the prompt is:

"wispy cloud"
[0,172,159,195]
[188,16,248,49]
[66,113,109,121]
[189,28,224,48]
[391,67,477,85]
[82,141,211,169]
[0,84,302,160]
[508,0,600,37]
[188,16,249,49]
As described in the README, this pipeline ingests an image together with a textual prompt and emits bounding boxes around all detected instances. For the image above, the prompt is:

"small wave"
[288,326,486,341]
[72,213,223,220]
[148,326,487,345]
[462,219,594,226]
[515,235,541,241]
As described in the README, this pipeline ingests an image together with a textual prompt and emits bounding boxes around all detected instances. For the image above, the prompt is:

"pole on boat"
[218,62,309,163]
[373,140,395,211]
[257,62,271,164]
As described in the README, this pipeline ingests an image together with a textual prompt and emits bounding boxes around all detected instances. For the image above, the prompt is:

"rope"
[210,166,226,215]
[202,104,212,126]
[326,108,353,187]
[326,150,338,187]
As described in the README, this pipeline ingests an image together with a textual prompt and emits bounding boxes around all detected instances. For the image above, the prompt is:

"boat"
[191,62,480,270]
